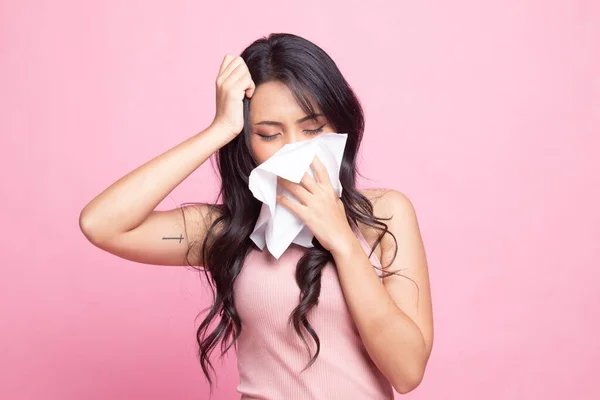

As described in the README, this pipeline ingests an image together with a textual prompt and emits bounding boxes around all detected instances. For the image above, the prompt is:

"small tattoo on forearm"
[162,234,184,243]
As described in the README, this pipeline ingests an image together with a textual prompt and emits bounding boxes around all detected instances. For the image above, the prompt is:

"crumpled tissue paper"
[248,132,348,259]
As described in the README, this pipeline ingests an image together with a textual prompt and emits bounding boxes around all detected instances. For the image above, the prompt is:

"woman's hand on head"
[211,55,256,140]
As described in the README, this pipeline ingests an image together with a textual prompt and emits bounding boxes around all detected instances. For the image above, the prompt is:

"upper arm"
[80,204,221,267]
[371,189,434,361]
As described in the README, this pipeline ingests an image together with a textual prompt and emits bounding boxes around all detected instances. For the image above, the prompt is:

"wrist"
[203,122,237,147]
[209,120,240,141]
[330,229,362,260]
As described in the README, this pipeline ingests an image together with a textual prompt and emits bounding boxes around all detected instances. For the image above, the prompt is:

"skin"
[248,80,337,164]
[247,80,353,252]
[246,81,434,394]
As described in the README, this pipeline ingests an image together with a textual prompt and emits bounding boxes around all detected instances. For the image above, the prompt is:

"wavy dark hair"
[180,32,410,397]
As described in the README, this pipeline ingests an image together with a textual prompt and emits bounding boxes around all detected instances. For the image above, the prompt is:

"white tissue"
[248,132,348,259]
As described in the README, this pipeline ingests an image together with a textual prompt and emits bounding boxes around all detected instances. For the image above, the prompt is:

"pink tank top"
[233,227,394,399]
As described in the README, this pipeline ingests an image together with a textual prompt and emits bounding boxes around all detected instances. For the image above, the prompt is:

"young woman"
[79,33,434,399]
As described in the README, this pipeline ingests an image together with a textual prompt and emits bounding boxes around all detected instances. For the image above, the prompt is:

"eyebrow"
[253,113,324,127]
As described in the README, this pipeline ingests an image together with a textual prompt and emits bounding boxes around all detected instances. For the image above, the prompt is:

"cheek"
[250,138,280,165]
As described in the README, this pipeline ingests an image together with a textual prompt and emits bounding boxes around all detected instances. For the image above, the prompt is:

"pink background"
[1,0,599,399]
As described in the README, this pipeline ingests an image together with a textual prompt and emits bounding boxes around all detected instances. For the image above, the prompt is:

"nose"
[283,131,309,145]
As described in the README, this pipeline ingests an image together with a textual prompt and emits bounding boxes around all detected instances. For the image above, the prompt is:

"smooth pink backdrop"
[1,0,598,399]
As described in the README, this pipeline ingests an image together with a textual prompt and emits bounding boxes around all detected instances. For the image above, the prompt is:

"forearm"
[332,238,427,393]
[79,123,231,240]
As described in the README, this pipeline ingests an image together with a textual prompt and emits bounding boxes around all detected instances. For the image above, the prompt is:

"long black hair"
[181,32,408,396]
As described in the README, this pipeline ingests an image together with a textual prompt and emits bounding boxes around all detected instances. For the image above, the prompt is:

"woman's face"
[248,81,336,165]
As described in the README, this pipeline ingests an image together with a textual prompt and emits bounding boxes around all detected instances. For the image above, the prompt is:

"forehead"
[249,81,319,122]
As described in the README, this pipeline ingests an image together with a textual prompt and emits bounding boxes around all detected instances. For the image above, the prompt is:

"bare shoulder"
[360,188,415,216]
[357,188,416,262]
[359,187,416,219]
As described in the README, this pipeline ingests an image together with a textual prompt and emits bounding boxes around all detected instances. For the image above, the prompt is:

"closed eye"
[257,124,327,141]
[304,124,326,135]
[257,133,280,141]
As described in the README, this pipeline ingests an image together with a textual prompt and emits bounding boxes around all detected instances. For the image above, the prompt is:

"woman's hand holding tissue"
[276,155,358,256]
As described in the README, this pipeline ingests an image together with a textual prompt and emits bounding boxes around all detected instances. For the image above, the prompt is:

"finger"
[246,76,256,98]
[219,56,244,82]
[278,176,311,205]
[299,171,319,193]
[218,54,235,76]
[230,69,255,98]
[277,193,306,218]
[311,156,331,185]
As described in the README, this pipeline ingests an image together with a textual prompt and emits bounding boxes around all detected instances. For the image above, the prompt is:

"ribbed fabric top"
[233,227,394,399]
